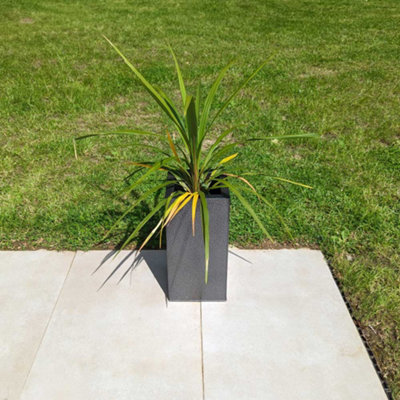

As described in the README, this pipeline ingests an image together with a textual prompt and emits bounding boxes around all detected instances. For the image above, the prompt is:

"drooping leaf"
[139,218,164,251]
[163,192,192,227]
[74,130,162,158]
[198,191,210,283]
[118,197,168,252]
[221,180,293,239]
[224,173,257,193]
[217,180,273,241]
[103,180,177,240]
[273,177,313,189]
[171,193,193,222]
[245,133,320,142]
[241,173,313,189]
[191,192,199,236]
[159,190,182,247]
[119,158,173,197]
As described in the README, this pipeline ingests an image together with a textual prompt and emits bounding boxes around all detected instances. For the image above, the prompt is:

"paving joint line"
[323,254,393,400]
[18,251,78,399]
[200,302,205,400]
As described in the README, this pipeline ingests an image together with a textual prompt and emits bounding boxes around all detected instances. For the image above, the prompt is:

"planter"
[165,184,230,302]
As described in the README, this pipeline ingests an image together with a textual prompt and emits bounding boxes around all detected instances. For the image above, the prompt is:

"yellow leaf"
[139,218,163,252]
[166,130,182,164]
[191,192,199,236]
[274,177,313,189]
[219,153,238,164]
[225,173,257,193]
[169,193,193,223]
[126,161,166,171]
[163,193,191,227]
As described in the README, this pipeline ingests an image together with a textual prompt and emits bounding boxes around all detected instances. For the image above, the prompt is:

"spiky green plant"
[75,37,316,282]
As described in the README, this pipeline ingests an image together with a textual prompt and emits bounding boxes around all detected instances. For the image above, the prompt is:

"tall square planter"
[165,185,230,302]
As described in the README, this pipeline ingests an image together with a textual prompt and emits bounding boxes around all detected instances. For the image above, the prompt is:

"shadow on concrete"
[228,249,252,264]
[92,249,249,299]
[94,250,168,298]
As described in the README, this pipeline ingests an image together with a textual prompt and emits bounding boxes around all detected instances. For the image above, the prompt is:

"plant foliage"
[75,37,316,282]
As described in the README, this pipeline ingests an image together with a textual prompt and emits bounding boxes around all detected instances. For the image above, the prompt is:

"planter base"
[166,187,230,302]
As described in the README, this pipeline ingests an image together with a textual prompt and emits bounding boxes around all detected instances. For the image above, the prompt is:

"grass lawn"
[1,0,399,395]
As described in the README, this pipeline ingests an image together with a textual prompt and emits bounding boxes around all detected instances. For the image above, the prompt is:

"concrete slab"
[20,250,202,400]
[202,249,387,400]
[0,250,74,400]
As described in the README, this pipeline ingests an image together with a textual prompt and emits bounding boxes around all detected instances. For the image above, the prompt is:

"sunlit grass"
[1,0,399,396]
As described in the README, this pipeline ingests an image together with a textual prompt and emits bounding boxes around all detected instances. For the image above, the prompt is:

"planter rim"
[166,173,230,199]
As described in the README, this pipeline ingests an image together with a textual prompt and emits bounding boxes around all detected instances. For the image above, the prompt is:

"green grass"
[1,0,399,395]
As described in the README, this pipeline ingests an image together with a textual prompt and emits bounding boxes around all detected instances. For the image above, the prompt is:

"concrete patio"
[0,249,387,400]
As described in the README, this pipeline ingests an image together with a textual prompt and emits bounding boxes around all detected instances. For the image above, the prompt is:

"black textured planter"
[165,184,230,302]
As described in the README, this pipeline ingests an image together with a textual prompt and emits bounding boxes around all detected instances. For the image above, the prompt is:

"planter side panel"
[166,195,229,301]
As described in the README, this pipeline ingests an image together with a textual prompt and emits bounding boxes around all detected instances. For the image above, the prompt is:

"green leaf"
[103,180,176,239]
[75,130,160,141]
[199,125,240,171]
[103,36,186,136]
[245,133,320,142]
[206,142,237,167]
[240,173,313,189]
[185,96,198,156]
[119,197,168,251]
[119,158,173,197]
[198,61,234,142]
[159,190,182,246]
[154,85,187,143]
[195,83,201,121]
[199,191,210,283]
[223,180,293,239]
[218,180,273,241]
[209,56,273,129]
[169,45,187,107]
